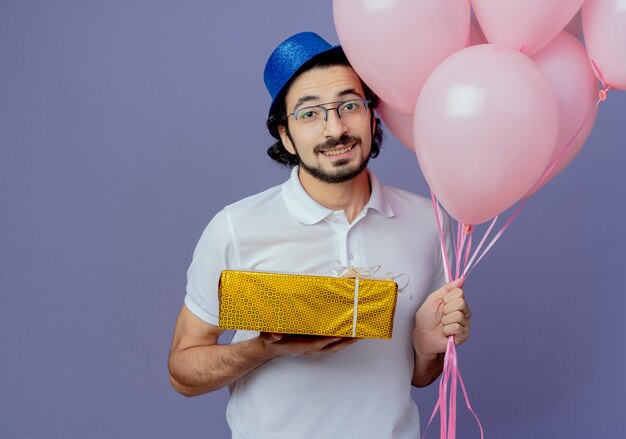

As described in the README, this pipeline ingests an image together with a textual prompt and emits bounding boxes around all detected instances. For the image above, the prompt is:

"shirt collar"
[282,166,395,225]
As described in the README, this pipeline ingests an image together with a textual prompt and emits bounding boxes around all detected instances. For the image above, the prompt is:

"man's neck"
[298,167,371,224]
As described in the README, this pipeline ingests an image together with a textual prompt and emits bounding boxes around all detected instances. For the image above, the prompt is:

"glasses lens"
[295,107,323,121]
[294,107,324,134]
[338,100,368,126]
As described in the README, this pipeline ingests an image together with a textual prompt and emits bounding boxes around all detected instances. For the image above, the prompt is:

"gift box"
[218,270,398,339]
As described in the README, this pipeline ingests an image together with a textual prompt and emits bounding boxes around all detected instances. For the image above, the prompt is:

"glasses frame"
[286,99,371,125]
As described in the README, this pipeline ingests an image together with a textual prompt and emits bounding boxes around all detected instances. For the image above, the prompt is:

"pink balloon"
[414,44,559,225]
[472,0,584,55]
[333,0,470,114]
[527,32,600,196]
[583,0,626,90]
[378,102,415,151]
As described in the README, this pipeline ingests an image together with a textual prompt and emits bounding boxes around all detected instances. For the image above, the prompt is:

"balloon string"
[463,202,525,279]
[589,59,611,96]
[460,216,496,278]
[457,353,485,438]
[421,336,484,439]
[463,228,473,271]
[440,339,452,438]
[589,59,610,102]
[454,221,461,261]
[448,337,458,438]
[455,227,466,280]
[431,190,452,282]
[422,338,452,439]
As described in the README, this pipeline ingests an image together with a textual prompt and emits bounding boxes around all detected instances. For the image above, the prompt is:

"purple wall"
[1,2,625,438]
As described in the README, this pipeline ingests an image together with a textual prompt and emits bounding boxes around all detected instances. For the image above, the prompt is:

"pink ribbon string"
[448,338,458,437]
[461,216,498,279]
[431,190,452,283]
[589,59,611,101]
[462,202,524,280]
[454,229,464,280]
[422,336,484,439]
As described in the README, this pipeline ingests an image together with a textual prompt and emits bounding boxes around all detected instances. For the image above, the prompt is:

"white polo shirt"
[185,167,448,439]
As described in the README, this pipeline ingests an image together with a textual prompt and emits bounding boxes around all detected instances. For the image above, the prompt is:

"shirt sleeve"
[184,208,239,325]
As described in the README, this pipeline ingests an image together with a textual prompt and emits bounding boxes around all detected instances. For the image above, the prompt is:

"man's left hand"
[413,279,472,357]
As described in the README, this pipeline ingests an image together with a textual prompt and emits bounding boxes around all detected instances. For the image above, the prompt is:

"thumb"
[269,333,283,342]
[430,278,463,299]
[446,277,464,289]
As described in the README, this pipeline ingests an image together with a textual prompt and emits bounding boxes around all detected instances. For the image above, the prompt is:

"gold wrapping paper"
[218,270,398,339]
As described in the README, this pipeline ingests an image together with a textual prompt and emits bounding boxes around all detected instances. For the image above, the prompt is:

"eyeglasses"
[287,99,370,134]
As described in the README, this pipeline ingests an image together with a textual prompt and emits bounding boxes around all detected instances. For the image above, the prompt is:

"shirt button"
[348,253,354,260]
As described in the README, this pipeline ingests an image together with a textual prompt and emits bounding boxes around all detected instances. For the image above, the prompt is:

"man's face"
[279,65,374,184]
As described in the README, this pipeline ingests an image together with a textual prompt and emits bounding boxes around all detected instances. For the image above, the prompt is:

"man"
[168,32,471,439]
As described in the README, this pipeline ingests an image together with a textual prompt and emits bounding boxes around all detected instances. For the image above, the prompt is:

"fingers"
[280,334,341,347]
[446,278,464,289]
[443,287,463,303]
[315,337,359,354]
[443,296,468,316]
[442,289,470,317]
[297,336,358,355]
[441,278,463,294]
[262,333,358,356]
[442,321,470,340]
[440,288,472,345]
[429,278,464,302]
[441,310,466,326]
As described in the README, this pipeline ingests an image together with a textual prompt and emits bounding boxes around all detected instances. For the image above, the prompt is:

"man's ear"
[278,125,296,155]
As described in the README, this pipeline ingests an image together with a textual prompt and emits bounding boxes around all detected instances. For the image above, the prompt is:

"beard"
[291,134,370,184]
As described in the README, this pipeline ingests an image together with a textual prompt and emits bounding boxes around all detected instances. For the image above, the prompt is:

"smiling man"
[168,32,472,439]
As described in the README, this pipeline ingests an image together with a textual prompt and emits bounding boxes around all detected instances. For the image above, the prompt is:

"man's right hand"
[169,305,360,397]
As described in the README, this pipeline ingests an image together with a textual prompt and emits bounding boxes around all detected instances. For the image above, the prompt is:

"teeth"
[323,145,353,156]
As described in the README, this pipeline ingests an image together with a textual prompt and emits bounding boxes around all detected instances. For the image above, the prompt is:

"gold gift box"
[218,270,398,339]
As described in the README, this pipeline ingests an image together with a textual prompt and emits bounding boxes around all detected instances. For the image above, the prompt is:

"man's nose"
[322,109,348,138]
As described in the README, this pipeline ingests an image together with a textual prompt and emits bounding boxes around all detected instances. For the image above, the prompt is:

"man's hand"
[168,305,360,397]
[413,279,472,357]
[260,333,359,357]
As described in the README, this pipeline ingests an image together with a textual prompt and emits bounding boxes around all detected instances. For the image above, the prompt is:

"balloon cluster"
[334,0,624,225]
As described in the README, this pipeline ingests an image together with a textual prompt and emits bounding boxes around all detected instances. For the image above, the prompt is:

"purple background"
[2,2,625,438]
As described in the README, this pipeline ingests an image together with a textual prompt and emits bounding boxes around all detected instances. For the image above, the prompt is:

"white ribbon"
[330,262,409,336]
[351,276,360,337]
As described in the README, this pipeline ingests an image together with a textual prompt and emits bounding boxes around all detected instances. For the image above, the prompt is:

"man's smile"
[320,143,356,157]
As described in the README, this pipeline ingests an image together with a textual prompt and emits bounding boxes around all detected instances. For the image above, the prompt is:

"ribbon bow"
[331,262,381,278]
[331,261,409,290]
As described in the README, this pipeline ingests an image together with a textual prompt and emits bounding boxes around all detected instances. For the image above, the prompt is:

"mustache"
[313,135,360,154]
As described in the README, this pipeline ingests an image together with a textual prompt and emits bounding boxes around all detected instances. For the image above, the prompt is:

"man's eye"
[299,109,320,120]
[341,101,360,112]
